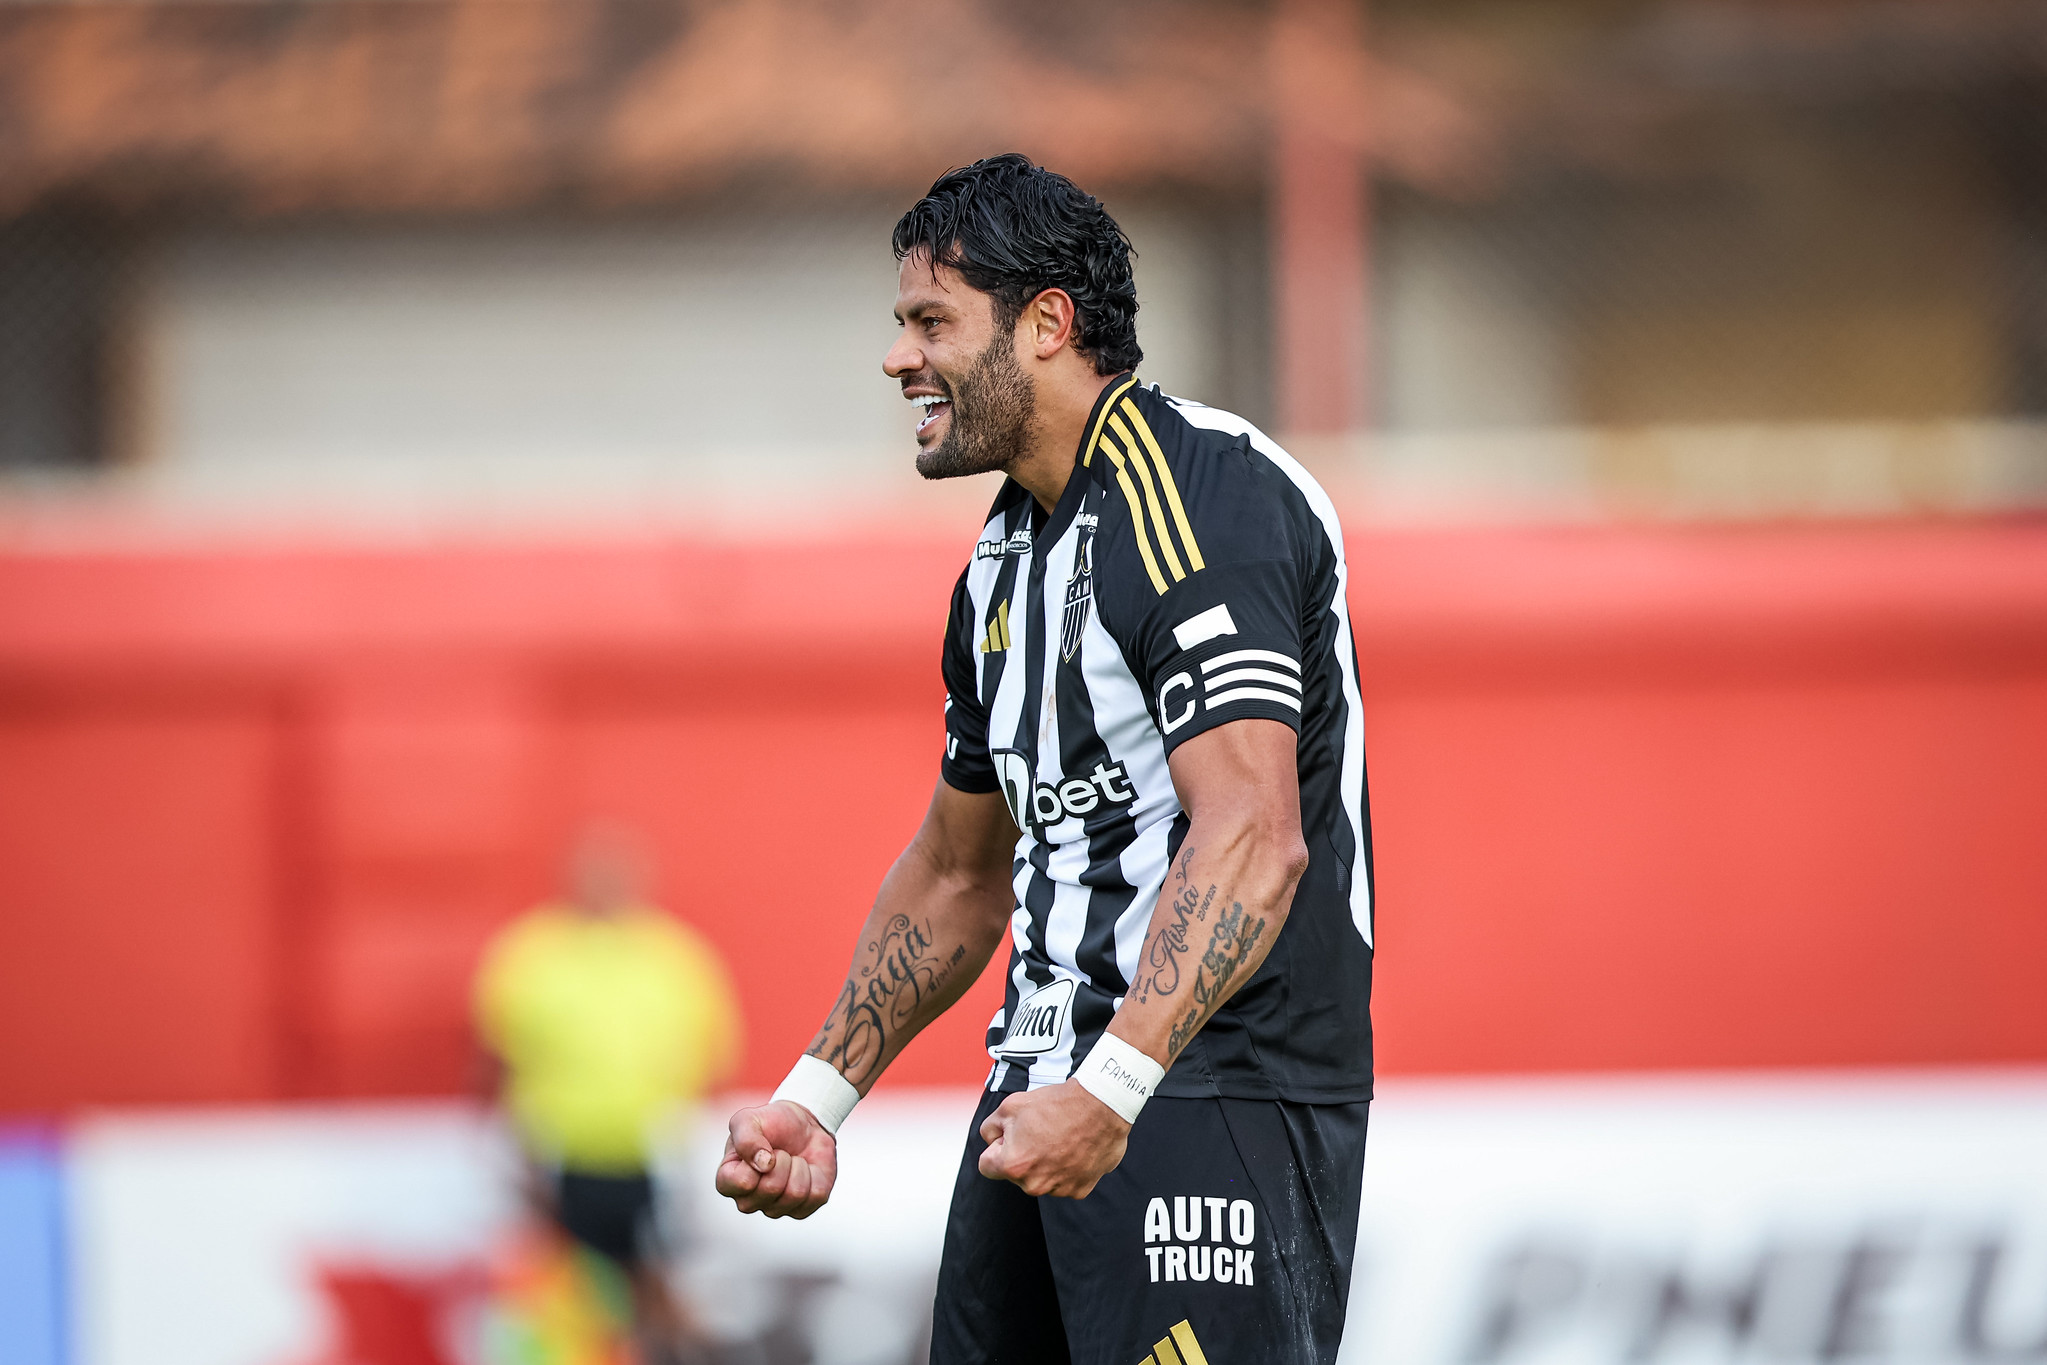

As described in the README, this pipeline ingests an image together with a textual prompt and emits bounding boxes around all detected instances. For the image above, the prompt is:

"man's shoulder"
[488,904,573,951]
[1087,384,1329,594]
[477,905,576,1002]
[624,907,721,967]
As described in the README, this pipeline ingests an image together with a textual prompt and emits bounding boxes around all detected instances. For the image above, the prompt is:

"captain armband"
[1072,1031,1167,1125]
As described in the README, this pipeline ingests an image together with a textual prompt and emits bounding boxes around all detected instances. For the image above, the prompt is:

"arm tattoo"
[1135,879,1215,1004]
[1165,899,1267,1060]
[807,915,968,1086]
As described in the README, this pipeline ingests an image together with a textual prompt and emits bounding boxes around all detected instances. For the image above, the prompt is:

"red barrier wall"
[1,521,2044,1113]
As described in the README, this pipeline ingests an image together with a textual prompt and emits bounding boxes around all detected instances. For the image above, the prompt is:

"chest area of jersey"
[973,501,1151,839]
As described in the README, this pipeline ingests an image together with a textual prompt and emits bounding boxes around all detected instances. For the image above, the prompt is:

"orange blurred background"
[7,6,2047,1363]
[3,518,2044,1113]
[4,0,2046,1119]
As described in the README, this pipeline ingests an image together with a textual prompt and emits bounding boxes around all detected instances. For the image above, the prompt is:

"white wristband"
[770,1055,860,1136]
[1072,1032,1167,1124]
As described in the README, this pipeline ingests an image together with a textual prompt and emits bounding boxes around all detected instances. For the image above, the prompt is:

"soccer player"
[715,154,1374,1365]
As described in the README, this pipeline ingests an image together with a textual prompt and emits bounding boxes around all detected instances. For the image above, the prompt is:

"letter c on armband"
[1158,672,1196,734]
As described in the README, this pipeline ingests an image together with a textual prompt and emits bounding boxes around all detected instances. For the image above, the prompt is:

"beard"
[915,329,1037,481]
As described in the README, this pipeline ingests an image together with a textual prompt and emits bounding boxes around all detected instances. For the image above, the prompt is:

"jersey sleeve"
[939,565,999,793]
[1098,440,1310,757]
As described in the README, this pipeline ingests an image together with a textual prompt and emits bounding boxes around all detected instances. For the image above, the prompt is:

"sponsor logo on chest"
[992,752,1136,832]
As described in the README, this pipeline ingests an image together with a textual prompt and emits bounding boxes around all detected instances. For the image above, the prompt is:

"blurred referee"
[715,155,1375,1365]
[479,826,742,1361]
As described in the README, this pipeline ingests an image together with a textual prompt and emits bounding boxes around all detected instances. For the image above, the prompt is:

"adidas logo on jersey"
[979,599,1013,653]
[992,752,1135,831]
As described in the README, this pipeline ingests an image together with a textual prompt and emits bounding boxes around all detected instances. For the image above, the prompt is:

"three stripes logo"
[979,599,1012,654]
[1083,383,1205,597]
[1138,1320,1212,1365]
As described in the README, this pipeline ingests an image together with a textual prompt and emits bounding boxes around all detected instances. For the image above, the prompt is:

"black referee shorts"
[930,1089,1369,1365]
[550,1168,658,1271]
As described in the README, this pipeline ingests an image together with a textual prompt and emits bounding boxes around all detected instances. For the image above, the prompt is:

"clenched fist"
[715,1100,838,1219]
[977,1080,1131,1199]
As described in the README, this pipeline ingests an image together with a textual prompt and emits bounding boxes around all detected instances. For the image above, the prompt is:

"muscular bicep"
[1166,718,1304,841]
[914,778,1020,895]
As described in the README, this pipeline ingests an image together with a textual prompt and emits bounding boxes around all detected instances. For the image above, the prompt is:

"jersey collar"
[1036,371,1138,545]
[1078,372,1140,473]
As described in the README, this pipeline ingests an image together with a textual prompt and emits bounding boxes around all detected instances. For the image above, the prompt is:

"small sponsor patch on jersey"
[1171,603,1238,650]
[1000,976,1075,1056]
[976,526,1036,560]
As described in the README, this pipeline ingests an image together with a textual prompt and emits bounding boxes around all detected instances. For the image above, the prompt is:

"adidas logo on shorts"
[1138,1318,1213,1365]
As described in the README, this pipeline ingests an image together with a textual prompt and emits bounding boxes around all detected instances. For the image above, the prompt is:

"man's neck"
[1006,367,1120,512]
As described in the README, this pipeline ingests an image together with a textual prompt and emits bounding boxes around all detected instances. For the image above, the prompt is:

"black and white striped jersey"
[939,375,1374,1103]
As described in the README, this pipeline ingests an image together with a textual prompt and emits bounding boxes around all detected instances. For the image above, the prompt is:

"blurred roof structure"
[0,0,1498,217]
[8,0,2043,221]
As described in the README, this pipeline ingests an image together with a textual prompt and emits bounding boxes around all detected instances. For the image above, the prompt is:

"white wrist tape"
[1072,1032,1167,1124]
[770,1055,860,1135]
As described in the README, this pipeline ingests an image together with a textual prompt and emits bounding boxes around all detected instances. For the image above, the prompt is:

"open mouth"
[912,393,952,435]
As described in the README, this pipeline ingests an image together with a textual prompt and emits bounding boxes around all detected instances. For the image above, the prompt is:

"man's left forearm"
[1110,816,1308,1069]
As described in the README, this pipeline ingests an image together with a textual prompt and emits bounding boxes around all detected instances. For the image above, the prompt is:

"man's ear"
[1021,288,1079,360]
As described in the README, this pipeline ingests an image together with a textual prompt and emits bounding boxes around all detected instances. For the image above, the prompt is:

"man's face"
[884,253,1036,480]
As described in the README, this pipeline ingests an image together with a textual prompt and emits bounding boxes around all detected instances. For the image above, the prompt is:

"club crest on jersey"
[1060,522,1096,662]
[998,976,1075,1056]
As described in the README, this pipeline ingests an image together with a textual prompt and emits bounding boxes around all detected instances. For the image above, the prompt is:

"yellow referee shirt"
[475,905,742,1174]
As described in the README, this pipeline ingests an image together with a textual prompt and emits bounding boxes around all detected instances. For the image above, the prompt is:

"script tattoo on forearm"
[1137,879,1217,1004]
[1165,898,1267,1061]
[808,915,969,1086]
[1132,846,1209,1005]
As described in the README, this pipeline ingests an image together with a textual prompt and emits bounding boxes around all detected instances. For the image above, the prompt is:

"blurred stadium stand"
[1,0,2045,520]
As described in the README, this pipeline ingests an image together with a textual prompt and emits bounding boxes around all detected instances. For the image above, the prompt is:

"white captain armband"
[770,1055,860,1135]
[1072,1031,1167,1125]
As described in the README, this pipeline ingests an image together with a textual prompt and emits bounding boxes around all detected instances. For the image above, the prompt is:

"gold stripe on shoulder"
[1100,435,1171,594]
[1080,373,1140,468]
[1119,400,1205,573]
[1106,413,1187,582]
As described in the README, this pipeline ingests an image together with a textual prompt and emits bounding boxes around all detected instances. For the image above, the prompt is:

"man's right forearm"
[802,789,1016,1093]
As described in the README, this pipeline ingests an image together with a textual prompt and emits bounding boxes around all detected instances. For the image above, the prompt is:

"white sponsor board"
[68,1071,2047,1365]
[69,1104,519,1365]
[1344,1071,2047,1365]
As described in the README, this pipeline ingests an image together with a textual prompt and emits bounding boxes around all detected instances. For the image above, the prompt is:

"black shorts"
[551,1168,657,1270]
[931,1089,1370,1365]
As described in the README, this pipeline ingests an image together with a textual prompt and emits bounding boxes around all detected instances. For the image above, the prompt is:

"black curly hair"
[892,153,1142,376]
